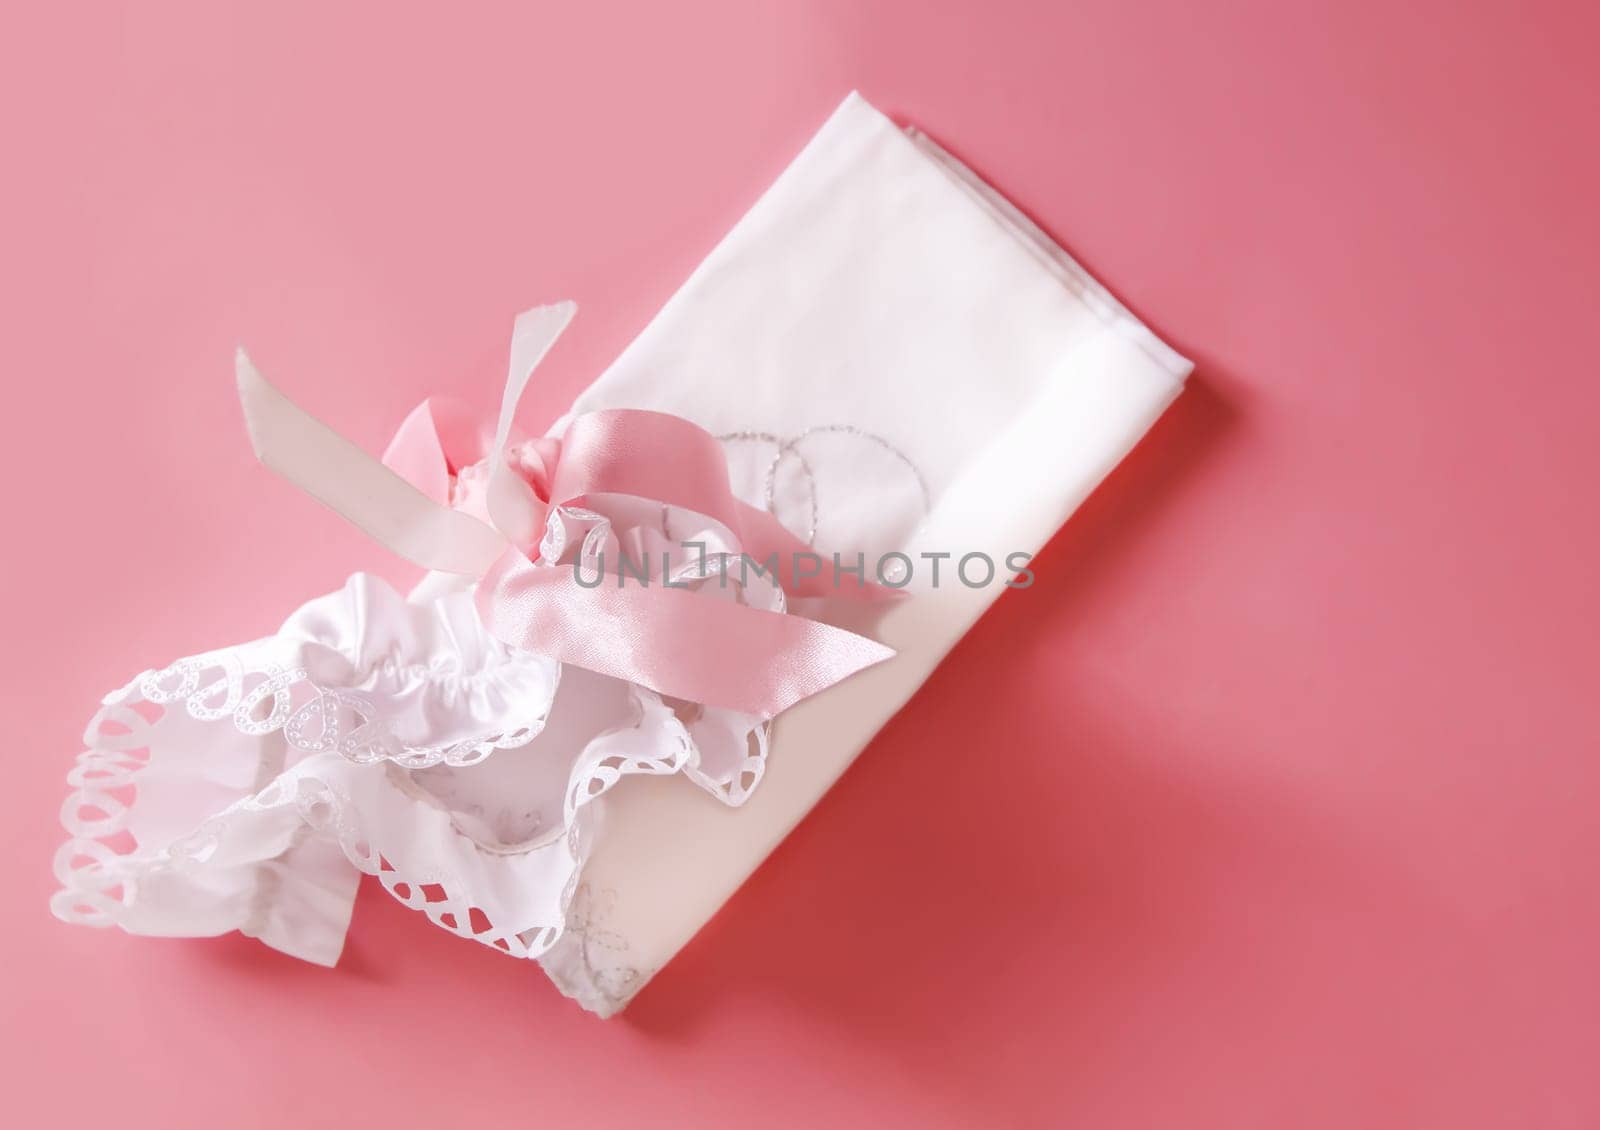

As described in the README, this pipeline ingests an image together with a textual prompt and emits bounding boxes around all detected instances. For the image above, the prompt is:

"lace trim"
[51,561,769,968]
[138,651,549,770]
[51,680,697,959]
[51,703,152,926]
[678,709,770,806]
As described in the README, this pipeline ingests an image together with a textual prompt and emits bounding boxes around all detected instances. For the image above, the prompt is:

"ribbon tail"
[235,348,509,575]
[477,551,894,717]
[487,302,577,548]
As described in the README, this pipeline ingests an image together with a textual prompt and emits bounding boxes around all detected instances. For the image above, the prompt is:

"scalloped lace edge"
[50,679,755,963]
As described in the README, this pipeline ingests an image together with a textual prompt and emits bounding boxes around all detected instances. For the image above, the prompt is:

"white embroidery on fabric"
[542,884,654,1016]
[719,425,931,545]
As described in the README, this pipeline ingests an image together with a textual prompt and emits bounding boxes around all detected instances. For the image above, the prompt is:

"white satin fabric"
[52,92,1190,1013]
[53,574,766,965]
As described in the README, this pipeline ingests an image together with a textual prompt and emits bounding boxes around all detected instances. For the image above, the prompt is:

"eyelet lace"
[137,653,548,770]
[50,575,763,966]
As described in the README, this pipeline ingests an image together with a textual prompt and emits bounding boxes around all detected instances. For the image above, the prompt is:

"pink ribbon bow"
[235,302,894,717]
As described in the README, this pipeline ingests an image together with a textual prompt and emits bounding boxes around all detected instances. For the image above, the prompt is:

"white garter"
[51,573,765,967]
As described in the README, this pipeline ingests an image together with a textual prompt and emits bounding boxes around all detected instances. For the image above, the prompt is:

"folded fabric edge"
[557,97,1196,1016]
[896,118,1192,384]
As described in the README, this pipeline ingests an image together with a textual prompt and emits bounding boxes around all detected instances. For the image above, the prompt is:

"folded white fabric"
[542,92,1190,1013]
[51,91,1189,1015]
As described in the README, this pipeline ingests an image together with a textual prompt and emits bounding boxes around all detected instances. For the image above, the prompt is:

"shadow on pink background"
[3,2,1596,1127]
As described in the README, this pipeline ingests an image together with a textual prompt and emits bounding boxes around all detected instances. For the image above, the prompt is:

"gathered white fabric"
[53,572,765,965]
[52,92,1190,1013]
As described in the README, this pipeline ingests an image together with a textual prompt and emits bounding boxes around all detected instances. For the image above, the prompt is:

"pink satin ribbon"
[236,303,895,718]
[477,550,893,717]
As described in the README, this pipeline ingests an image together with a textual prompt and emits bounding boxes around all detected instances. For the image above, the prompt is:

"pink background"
[4,1,1597,1126]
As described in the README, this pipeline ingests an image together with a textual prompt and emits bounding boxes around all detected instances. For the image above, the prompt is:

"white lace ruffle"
[51,573,766,967]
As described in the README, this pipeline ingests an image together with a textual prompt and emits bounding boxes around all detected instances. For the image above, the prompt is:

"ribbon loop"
[235,302,896,718]
[552,409,747,534]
